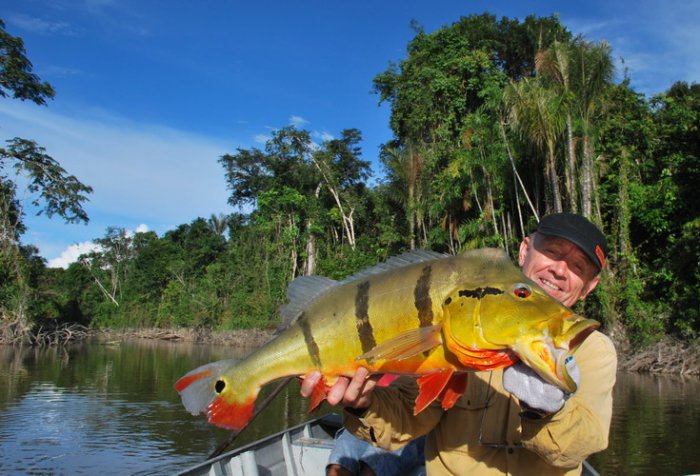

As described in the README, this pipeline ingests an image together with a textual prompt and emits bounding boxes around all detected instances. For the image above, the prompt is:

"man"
[303,213,617,475]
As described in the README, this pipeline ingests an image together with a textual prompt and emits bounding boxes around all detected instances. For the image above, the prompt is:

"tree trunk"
[499,121,539,222]
[408,182,416,250]
[547,143,563,213]
[304,219,316,276]
[581,134,593,218]
[565,114,578,212]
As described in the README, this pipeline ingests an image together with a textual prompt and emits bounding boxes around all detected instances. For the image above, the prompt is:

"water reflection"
[0,341,313,475]
[589,371,700,475]
[1,341,699,475]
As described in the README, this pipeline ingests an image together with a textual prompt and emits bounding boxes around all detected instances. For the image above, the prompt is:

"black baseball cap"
[535,213,608,273]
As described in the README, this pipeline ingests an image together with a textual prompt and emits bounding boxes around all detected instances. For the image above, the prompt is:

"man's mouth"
[539,277,562,292]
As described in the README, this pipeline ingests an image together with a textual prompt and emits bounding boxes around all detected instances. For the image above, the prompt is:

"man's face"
[518,232,600,307]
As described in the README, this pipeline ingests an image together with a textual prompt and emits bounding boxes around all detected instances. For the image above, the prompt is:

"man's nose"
[550,258,568,277]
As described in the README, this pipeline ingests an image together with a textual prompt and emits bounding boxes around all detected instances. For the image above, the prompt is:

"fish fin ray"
[307,374,329,414]
[207,393,257,431]
[277,276,340,331]
[414,369,454,415]
[357,324,442,363]
[340,250,449,284]
[174,359,237,416]
[440,373,468,410]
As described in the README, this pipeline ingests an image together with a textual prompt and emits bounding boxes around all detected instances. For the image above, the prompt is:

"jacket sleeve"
[520,331,618,468]
[343,376,443,451]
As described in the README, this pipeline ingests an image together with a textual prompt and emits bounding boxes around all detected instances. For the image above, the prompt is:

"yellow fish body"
[175,248,598,430]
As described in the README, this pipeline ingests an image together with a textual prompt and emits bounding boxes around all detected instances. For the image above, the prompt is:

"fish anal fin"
[307,374,330,414]
[207,394,256,431]
[440,373,468,411]
[414,368,454,415]
[358,324,442,363]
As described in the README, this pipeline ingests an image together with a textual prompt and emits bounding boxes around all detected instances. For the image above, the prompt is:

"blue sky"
[1,0,698,267]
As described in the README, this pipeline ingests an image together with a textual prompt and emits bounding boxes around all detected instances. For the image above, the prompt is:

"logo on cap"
[595,245,606,269]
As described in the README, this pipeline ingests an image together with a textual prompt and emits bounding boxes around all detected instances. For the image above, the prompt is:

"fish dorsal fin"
[278,250,447,331]
[340,250,449,285]
[277,276,340,331]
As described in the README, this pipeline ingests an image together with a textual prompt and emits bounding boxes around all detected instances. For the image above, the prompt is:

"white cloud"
[289,115,309,127]
[0,101,235,261]
[254,133,271,144]
[563,1,700,96]
[8,13,73,35]
[46,224,149,268]
[47,241,101,268]
[314,131,335,142]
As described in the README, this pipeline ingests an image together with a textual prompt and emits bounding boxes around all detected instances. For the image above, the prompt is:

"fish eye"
[513,284,531,299]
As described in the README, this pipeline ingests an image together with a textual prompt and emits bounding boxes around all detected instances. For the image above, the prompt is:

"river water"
[0,339,698,475]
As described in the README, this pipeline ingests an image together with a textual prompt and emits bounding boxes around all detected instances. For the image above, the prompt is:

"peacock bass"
[175,248,599,430]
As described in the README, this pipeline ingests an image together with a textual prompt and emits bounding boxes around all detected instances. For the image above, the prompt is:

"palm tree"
[480,89,540,236]
[570,38,614,218]
[380,143,426,250]
[208,213,228,238]
[536,40,578,212]
[505,77,567,214]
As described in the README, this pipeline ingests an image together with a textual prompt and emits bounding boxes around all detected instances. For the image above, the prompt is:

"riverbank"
[93,326,276,348]
[93,327,700,376]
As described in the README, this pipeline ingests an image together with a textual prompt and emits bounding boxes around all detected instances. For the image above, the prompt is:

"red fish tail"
[174,369,211,393]
[174,358,258,431]
[207,393,257,431]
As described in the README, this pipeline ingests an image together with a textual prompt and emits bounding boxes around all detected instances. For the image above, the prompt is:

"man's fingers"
[302,368,378,408]
[326,376,351,405]
[341,367,370,404]
[300,371,321,398]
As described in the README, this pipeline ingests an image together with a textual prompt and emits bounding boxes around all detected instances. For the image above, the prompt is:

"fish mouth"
[515,314,599,393]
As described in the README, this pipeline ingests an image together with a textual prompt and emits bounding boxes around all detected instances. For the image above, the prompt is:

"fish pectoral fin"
[356,324,443,363]
[414,368,455,415]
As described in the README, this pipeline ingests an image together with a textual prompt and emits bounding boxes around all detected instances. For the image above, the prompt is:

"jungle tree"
[0,20,92,329]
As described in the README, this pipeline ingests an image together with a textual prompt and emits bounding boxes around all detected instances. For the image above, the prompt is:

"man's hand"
[503,357,580,415]
[300,367,379,409]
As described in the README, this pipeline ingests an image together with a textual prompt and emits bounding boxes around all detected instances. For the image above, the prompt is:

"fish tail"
[174,359,259,431]
[207,393,257,431]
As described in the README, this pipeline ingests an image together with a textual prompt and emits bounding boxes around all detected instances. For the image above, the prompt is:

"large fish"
[175,248,599,430]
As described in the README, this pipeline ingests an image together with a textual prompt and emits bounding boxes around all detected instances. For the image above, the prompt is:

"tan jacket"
[344,331,617,475]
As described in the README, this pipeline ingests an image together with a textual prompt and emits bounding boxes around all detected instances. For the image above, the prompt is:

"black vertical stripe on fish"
[414,265,434,328]
[299,314,322,368]
[355,280,376,353]
[458,287,504,299]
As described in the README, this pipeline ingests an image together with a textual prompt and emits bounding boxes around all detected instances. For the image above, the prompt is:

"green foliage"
[0,19,55,104]
[0,21,92,332]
